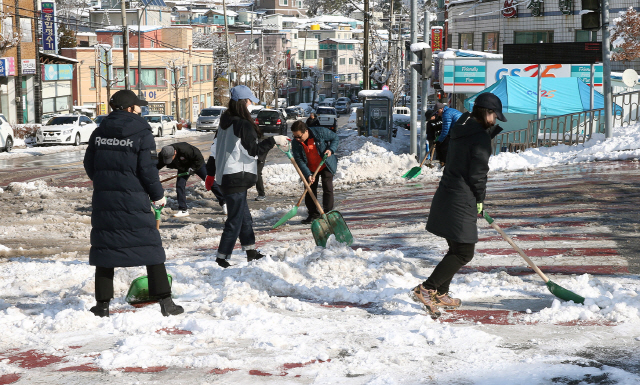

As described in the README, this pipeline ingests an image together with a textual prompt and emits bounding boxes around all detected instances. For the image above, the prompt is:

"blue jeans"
[217,190,255,257]
[176,165,224,210]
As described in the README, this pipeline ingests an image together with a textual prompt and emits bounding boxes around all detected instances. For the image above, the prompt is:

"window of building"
[207,65,212,80]
[482,32,499,53]
[192,65,198,82]
[314,34,321,40]
[576,30,598,42]
[459,33,473,50]
[514,31,553,44]
[113,35,123,49]
[324,74,332,81]
[296,0,302,8]
[339,58,345,65]
[200,66,205,82]
[348,74,351,81]
[349,58,353,64]
[299,51,304,60]
[340,75,345,81]
[305,50,317,59]
[279,0,288,6]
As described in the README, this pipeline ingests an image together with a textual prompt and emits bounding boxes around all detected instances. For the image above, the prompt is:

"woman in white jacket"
[206,85,288,267]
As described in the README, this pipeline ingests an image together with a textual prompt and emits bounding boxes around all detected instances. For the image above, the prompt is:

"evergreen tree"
[58,23,77,50]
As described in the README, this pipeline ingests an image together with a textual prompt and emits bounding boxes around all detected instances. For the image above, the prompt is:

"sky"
[0,120,639,383]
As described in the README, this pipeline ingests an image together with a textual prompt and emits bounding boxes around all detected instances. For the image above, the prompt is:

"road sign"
[382,85,389,90]
[334,75,339,79]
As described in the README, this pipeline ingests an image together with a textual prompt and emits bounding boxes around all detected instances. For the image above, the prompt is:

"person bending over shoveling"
[411,93,505,318]
[290,120,339,224]
[157,142,226,217]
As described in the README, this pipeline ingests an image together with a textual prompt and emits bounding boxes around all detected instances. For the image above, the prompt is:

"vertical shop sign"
[41,2,57,54]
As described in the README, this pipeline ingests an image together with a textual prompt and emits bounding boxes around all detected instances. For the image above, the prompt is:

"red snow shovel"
[483,211,585,304]
[273,154,327,229]
[277,142,353,247]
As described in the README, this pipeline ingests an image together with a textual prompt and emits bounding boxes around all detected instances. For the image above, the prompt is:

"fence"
[491,89,640,155]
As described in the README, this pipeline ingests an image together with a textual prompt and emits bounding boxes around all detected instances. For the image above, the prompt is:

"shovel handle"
[160,172,189,184]
[287,156,325,216]
[483,212,550,283]
[418,149,430,168]
[296,154,328,206]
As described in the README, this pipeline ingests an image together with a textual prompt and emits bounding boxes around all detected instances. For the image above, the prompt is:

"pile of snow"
[490,122,640,172]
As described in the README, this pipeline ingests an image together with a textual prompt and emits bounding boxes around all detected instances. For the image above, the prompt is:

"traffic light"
[581,0,600,31]
[410,46,433,79]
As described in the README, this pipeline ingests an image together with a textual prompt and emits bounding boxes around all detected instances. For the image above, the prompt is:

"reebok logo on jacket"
[95,136,134,147]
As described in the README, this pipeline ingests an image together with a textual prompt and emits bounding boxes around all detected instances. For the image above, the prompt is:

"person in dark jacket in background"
[425,109,442,158]
[157,142,226,217]
[434,102,463,166]
[211,85,289,268]
[291,120,339,224]
[254,131,273,201]
[83,89,183,318]
[411,93,506,318]
[305,113,320,127]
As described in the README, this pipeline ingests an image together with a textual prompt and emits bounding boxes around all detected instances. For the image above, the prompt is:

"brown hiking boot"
[434,292,461,309]
[410,285,441,318]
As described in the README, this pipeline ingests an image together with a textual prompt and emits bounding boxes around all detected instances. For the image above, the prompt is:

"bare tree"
[0,11,20,56]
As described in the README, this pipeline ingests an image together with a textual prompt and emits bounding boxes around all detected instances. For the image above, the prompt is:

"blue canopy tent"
[463,76,622,115]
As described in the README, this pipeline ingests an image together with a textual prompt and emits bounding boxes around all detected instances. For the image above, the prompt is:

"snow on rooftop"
[438,48,503,59]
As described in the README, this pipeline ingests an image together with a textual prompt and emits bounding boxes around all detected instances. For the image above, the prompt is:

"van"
[270,98,288,108]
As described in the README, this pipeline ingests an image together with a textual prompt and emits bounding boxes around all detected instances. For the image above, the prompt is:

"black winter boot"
[90,300,110,317]
[246,249,266,262]
[216,258,231,268]
[158,296,184,317]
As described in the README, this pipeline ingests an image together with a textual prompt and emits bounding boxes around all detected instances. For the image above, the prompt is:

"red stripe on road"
[438,310,616,326]
[58,364,101,372]
[118,366,168,373]
[459,265,630,275]
[478,248,618,256]
[0,374,20,385]
[2,349,64,369]
[478,234,610,242]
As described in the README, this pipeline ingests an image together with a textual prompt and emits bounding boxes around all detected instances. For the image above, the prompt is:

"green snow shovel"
[277,142,353,247]
[125,274,173,305]
[273,154,328,229]
[402,146,436,180]
[483,211,585,304]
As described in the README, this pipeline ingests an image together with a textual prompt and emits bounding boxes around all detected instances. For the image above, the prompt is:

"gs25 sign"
[495,64,563,82]
[526,89,557,98]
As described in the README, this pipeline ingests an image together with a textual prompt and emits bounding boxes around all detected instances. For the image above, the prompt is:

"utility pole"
[14,0,23,122]
[420,11,430,161]
[121,0,130,89]
[33,0,42,123]
[363,0,370,90]
[106,52,112,113]
[601,0,612,138]
[386,0,394,86]
[174,64,181,122]
[410,0,418,156]
[222,0,232,87]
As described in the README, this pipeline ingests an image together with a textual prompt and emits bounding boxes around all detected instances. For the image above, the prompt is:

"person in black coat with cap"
[83,90,183,318]
[425,109,442,158]
[157,142,226,217]
[411,93,506,318]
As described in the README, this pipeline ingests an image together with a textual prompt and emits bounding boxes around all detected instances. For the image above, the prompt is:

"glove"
[188,168,196,176]
[273,135,290,147]
[476,202,483,214]
[153,197,166,208]
[205,175,215,191]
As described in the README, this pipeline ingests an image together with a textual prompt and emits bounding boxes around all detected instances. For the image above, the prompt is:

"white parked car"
[144,114,177,137]
[195,107,227,132]
[315,106,338,132]
[36,114,97,146]
[393,106,411,117]
[0,114,14,152]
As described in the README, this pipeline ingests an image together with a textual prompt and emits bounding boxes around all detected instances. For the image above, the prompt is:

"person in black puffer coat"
[305,113,320,127]
[83,90,183,318]
[410,93,506,318]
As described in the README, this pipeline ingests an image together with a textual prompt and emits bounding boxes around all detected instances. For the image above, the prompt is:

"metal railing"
[491,89,640,155]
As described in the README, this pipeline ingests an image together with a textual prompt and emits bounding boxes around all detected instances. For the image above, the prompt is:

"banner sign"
[431,27,443,51]
[0,59,5,77]
[502,0,517,18]
[41,2,57,54]
[43,64,75,81]
[1,57,16,76]
[22,59,36,75]
[441,58,604,93]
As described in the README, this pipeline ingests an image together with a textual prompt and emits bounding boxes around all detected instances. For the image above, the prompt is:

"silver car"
[195,107,227,131]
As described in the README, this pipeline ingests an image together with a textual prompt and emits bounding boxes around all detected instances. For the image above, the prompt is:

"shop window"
[482,32,499,53]
[576,30,597,42]
[514,31,553,44]
[459,33,473,50]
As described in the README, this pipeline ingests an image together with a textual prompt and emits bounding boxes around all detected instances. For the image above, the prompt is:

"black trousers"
[256,161,265,197]
[305,168,334,217]
[422,239,475,294]
[95,264,171,302]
